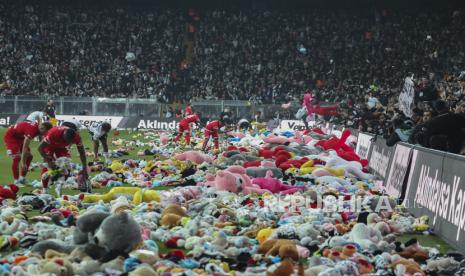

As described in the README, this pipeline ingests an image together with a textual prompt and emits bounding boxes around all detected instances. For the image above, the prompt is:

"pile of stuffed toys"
[0,128,464,276]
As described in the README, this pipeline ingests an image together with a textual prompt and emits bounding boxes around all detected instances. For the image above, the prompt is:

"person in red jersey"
[201,118,230,153]
[185,103,193,116]
[174,113,201,146]
[3,121,52,185]
[201,120,221,152]
[38,126,88,193]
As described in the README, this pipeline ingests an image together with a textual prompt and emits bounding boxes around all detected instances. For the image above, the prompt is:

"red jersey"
[180,114,200,125]
[6,121,40,140]
[206,120,222,132]
[185,106,193,115]
[43,126,82,148]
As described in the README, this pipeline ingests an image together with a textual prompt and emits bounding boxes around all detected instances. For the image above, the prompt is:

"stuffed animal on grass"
[252,170,304,194]
[159,204,188,228]
[388,255,425,276]
[258,239,299,261]
[201,166,268,195]
[349,223,382,250]
[246,167,283,178]
[40,257,75,276]
[263,134,291,145]
[32,211,142,262]
[174,150,213,165]
[159,132,169,145]
[0,184,19,203]
[81,187,160,204]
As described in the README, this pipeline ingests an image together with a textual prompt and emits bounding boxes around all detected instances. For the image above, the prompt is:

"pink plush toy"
[263,134,290,145]
[202,166,268,195]
[174,150,213,164]
[288,131,312,145]
[252,170,304,195]
[160,132,169,145]
[227,131,246,138]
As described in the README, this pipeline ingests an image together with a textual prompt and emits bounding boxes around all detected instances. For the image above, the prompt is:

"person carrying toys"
[3,121,53,185]
[201,117,231,153]
[38,126,88,193]
[174,113,201,146]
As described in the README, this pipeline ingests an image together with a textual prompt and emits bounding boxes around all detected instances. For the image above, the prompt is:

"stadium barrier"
[279,119,465,253]
[0,96,288,120]
[3,114,465,252]
[0,114,20,127]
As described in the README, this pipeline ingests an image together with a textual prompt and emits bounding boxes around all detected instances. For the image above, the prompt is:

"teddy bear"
[0,215,27,235]
[426,257,460,273]
[201,166,268,195]
[0,184,19,203]
[159,204,188,228]
[349,222,383,250]
[40,257,75,276]
[367,213,395,235]
[32,211,142,262]
[387,255,425,276]
[159,132,169,145]
[258,239,299,261]
[174,150,213,164]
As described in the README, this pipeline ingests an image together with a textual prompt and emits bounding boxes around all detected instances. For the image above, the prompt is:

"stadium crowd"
[0,2,184,98]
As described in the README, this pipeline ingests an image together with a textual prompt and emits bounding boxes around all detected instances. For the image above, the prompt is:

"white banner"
[399,76,415,118]
[278,120,315,131]
[384,144,413,197]
[56,115,123,129]
[355,133,373,160]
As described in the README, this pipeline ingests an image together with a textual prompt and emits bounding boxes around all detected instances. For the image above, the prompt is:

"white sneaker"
[14,178,26,187]
[55,183,62,197]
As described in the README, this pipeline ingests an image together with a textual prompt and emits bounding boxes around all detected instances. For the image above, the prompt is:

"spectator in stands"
[409,110,433,146]
[386,118,413,147]
[165,106,174,118]
[424,100,465,153]
[43,100,57,126]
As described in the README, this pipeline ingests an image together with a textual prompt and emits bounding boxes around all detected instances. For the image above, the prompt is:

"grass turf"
[0,128,455,255]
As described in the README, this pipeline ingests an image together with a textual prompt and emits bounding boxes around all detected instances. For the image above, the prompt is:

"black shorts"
[62,122,78,131]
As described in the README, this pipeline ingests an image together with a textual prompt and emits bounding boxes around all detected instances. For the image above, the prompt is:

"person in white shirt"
[26,111,47,125]
[88,121,112,163]
[61,119,112,163]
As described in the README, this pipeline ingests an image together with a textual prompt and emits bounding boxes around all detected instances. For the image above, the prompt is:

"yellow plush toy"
[323,167,345,177]
[110,160,127,174]
[82,187,160,204]
[413,215,429,232]
[256,227,275,244]
[144,160,155,173]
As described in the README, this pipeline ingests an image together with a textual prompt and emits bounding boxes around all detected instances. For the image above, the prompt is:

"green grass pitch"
[0,127,454,255]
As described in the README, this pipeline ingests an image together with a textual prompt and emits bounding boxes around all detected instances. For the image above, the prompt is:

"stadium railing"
[0,96,286,119]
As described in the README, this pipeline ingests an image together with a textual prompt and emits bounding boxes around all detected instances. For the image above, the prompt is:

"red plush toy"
[0,184,19,203]
[243,160,261,168]
[258,148,274,159]
[315,129,351,151]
